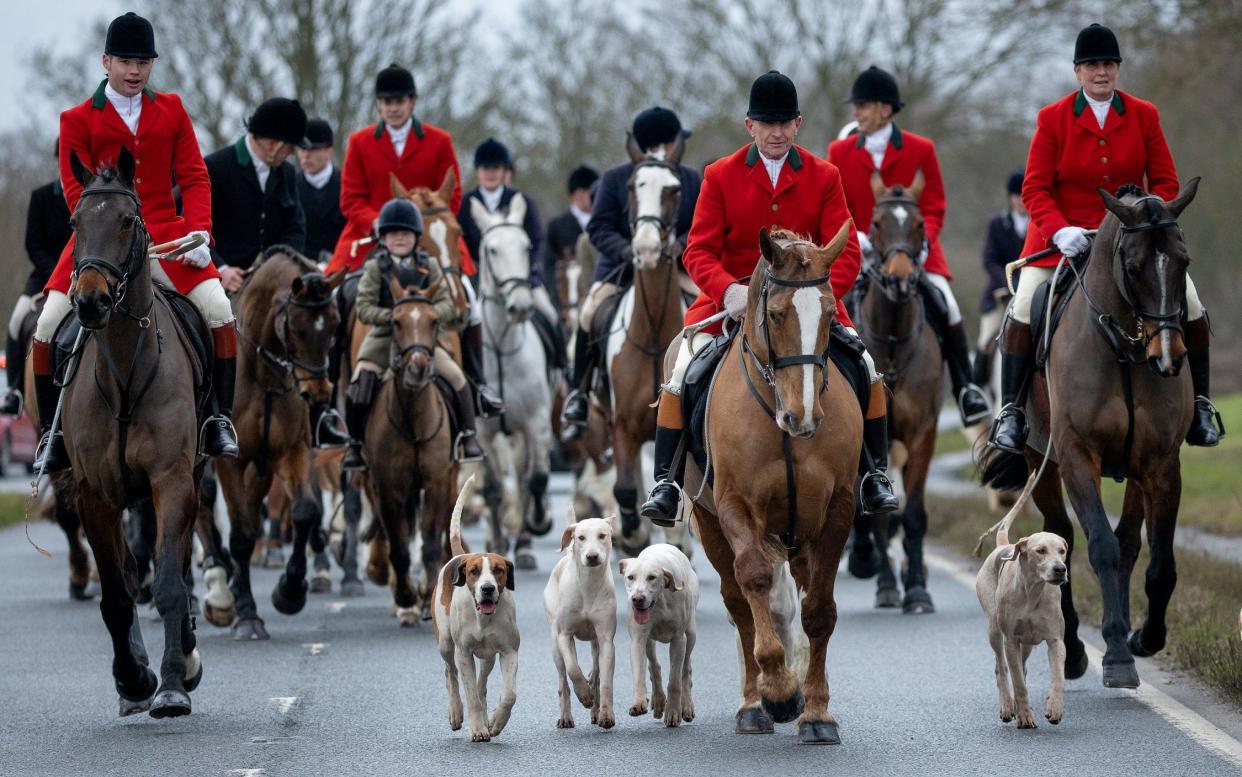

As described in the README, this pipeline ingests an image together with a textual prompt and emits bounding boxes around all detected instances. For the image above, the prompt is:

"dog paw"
[681,700,695,722]
[573,683,594,709]
[652,694,666,719]
[1016,708,1038,729]
[557,716,575,729]
[999,699,1015,723]
[469,726,492,742]
[596,706,616,729]
[663,707,682,728]
[1045,699,1063,725]
[629,700,648,716]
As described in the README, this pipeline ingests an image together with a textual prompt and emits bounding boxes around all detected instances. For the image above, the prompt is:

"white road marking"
[792,287,822,428]
[226,770,265,776]
[924,551,1242,768]
[302,642,329,656]
[327,601,347,613]
[270,696,298,714]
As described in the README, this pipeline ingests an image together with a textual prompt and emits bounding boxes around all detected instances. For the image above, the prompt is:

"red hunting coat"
[1021,89,1179,268]
[327,118,468,274]
[682,143,862,334]
[48,80,216,295]
[827,125,951,278]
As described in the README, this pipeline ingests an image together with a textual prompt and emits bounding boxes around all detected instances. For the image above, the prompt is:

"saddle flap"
[1030,265,1078,368]
[432,374,460,442]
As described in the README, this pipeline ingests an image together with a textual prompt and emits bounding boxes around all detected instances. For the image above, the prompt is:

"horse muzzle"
[402,353,434,389]
[73,289,114,329]
[1145,325,1186,377]
[776,408,820,439]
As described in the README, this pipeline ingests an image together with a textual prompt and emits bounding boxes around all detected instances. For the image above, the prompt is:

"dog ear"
[504,559,516,591]
[618,558,629,576]
[559,524,575,553]
[447,557,467,587]
[1011,537,1029,559]
[605,512,621,537]
[663,569,683,591]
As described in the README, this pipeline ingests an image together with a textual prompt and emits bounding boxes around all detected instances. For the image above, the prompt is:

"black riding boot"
[989,321,1032,453]
[970,344,993,391]
[454,385,485,463]
[342,371,376,471]
[1185,317,1224,447]
[944,322,991,426]
[1,335,24,416]
[858,415,899,516]
[561,325,594,430]
[640,424,685,527]
[202,356,239,458]
[309,401,349,448]
[33,365,70,472]
[462,322,503,417]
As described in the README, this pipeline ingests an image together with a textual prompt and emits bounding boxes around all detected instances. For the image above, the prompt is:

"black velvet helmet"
[747,70,800,122]
[377,198,424,236]
[567,165,599,194]
[1007,168,1024,196]
[631,107,684,152]
[305,118,334,149]
[1074,23,1122,64]
[846,66,903,113]
[248,98,310,148]
[105,12,157,59]
[473,138,513,168]
[375,63,417,98]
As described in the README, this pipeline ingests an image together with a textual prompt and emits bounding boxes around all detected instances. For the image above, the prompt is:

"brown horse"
[980,180,1201,689]
[686,225,861,743]
[362,275,459,624]
[210,249,344,640]
[850,173,942,614]
[390,169,471,336]
[61,151,205,717]
[607,135,688,553]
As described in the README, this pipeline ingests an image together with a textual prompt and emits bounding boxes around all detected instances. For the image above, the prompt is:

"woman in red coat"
[991,24,1220,452]
[828,66,990,427]
[640,71,898,526]
[33,13,238,471]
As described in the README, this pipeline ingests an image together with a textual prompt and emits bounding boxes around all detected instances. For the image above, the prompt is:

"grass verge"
[928,492,1242,705]
[0,492,32,530]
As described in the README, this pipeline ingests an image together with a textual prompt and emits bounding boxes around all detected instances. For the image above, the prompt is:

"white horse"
[472,194,555,569]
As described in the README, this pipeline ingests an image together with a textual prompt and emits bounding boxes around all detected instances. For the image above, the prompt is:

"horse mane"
[259,243,320,274]
[768,228,809,244]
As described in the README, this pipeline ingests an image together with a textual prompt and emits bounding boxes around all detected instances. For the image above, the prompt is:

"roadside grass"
[0,492,32,530]
[928,493,1242,705]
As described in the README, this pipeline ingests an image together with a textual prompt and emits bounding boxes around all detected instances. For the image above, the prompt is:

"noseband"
[742,262,832,389]
[1113,196,1185,337]
[478,221,531,307]
[72,185,151,323]
[390,294,440,366]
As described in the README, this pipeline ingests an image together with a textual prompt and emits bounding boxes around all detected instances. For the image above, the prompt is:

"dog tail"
[449,473,476,557]
[972,468,1039,556]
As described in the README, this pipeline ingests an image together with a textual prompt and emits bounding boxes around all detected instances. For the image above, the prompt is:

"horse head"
[387,273,443,390]
[867,170,926,301]
[626,132,684,271]
[68,147,148,330]
[751,222,852,438]
[273,257,346,403]
[1098,178,1200,377]
[472,193,533,321]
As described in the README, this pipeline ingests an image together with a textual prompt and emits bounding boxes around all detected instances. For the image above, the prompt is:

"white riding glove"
[856,230,874,258]
[723,283,748,320]
[180,231,213,268]
[1052,226,1090,258]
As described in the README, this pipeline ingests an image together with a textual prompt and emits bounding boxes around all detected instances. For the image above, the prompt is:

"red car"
[0,355,38,476]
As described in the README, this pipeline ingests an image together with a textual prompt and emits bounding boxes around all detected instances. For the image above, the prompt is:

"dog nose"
[1051,564,1068,580]
[586,552,600,565]
[480,583,497,596]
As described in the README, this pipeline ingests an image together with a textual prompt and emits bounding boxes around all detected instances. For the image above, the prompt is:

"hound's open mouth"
[476,600,497,615]
[632,603,652,625]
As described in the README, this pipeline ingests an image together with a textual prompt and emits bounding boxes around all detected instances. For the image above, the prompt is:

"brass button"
[1099,139,1106,146]
[1103,175,1110,182]
[135,159,141,165]
[771,203,779,211]
[1101,157,1108,163]
[135,177,142,184]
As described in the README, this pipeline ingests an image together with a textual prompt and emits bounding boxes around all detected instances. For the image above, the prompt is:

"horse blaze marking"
[632,165,679,256]
[313,315,324,332]
[891,204,909,227]
[270,696,298,714]
[302,642,328,655]
[428,219,451,269]
[1156,251,1171,370]
[793,287,822,427]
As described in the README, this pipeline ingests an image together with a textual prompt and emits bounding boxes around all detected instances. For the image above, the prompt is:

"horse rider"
[341,198,485,468]
[991,23,1223,452]
[641,71,900,525]
[972,168,1028,388]
[560,107,702,431]
[205,98,349,449]
[543,165,599,319]
[33,11,238,472]
[456,137,567,371]
[828,66,991,428]
[297,118,347,264]
[1,140,70,418]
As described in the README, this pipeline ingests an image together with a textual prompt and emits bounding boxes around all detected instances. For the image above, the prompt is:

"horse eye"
[770,311,783,325]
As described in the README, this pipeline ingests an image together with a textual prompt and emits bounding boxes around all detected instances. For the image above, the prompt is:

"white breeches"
[1011,266,1204,325]
[923,272,962,326]
[8,294,33,339]
[844,327,881,384]
[461,274,482,327]
[579,281,620,332]
[977,307,1006,352]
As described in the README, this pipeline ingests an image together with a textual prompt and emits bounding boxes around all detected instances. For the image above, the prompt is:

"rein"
[72,185,153,327]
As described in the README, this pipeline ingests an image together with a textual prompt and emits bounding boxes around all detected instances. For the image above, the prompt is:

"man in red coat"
[640,71,899,526]
[33,12,238,471]
[991,23,1220,451]
[828,66,990,427]
[326,63,467,274]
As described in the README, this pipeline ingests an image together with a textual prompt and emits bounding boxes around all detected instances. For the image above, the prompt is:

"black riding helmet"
[377,198,423,236]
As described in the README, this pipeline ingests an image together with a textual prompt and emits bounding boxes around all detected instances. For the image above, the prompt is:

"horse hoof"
[760,690,804,724]
[69,580,99,601]
[1102,661,1140,689]
[525,508,553,537]
[735,707,775,734]
[116,665,159,705]
[148,689,192,719]
[848,546,882,579]
[396,607,419,627]
[271,574,308,615]
[232,618,270,641]
[902,587,935,615]
[516,553,538,571]
[875,585,901,608]
[1065,642,1089,680]
[1128,627,1164,658]
[339,578,366,598]
[798,719,842,745]
[183,652,204,693]
[309,573,332,594]
[202,601,235,628]
[118,694,152,717]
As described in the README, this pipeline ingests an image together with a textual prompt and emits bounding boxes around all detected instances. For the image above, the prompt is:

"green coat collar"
[854,123,903,150]
[745,143,802,169]
[1073,89,1126,117]
[91,78,156,110]
[372,116,425,140]
[233,135,251,166]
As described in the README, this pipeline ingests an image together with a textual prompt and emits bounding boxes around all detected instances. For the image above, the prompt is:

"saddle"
[530,308,567,371]
[1029,264,1079,369]
[586,290,625,406]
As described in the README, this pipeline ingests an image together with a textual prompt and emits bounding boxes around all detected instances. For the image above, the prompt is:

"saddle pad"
[1030,266,1078,369]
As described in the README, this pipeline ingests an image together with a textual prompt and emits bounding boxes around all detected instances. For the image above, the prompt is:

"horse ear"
[469,197,490,228]
[326,267,348,289]
[291,276,306,297]
[507,192,526,224]
[438,167,457,204]
[1168,176,1200,218]
[69,150,94,188]
[907,169,925,201]
[117,147,136,187]
[758,227,777,264]
[388,272,406,302]
[822,218,854,268]
[625,132,645,164]
[870,170,887,200]
[389,172,411,200]
[665,132,686,167]
[1097,187,1137,225]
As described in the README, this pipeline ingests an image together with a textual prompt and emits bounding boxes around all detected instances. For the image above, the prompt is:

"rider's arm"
[279,165,307,253]
[169,95,212,237]
[680,165,735,306]
[355,261,392,326]
[1140,103,1179,201]
[57,108,89,213]
[1021,105,1071,243]
[340,132,380,235]
[820,167,862,307]
[919,142,947,245]
[674,167,702,249]
[586,169,632,279]
[24,189,58,277]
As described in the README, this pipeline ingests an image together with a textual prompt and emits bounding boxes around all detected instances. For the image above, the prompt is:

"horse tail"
[449,473,476,557]
[975,435,1029,492]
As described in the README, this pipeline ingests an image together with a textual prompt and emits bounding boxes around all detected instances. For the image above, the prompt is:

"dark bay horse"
[62,150,205,717]
[687,225,861,744]
[211,249,344,640]
[850,173,942,614]
[981,180,1201,689]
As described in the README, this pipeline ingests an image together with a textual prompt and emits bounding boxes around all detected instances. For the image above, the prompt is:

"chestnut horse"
[849,173,942,614]
[686,225,861,744]
[210,249,344,640]
[61,151,206,717]
[980,181,1201,689]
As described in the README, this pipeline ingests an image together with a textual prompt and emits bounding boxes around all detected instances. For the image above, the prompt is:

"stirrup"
[561,389,590,426]
[313,408,349,449]
[34,430,70,473]
[987,403,1027,453]
[1,389,23,418]
[957,384,991,426]
[858,470,898,516]
[198,415,239,457]
[641,480,682,528]
[455,431,485,463]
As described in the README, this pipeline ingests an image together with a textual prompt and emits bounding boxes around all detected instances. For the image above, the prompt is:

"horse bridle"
[1112,195,1185,338]
[741,263,833,392]
[478,221,531,307]
[863,194,926,303]
[72,185,152,325]
[390,293,440,369]
[242,275,336,392]
[629,159,679,265]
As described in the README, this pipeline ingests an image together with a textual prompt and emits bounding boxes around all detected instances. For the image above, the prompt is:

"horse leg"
[1130,457,1181,657]
[218,461,270,640]
[870,507,900,608]
[514,432,540,571]
[272,450,318,617]
[339,474,365,596]
[196,473,235,628]
[127,500,156,605]
[418,478,453,621]
[480,450,508,556]
[308,471,332,594]
[1114,481,1147,636]
[612,423,640,545]
[847,505,881,579]
[1030,458,1088,679]
[147,473,200,718]
[1059,440,1137,687]
[523,418,553,537]
[900,428,935,615]
[56,494,97,601]
[376,487,418,626]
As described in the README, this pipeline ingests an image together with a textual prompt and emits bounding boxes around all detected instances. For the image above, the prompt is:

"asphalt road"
[2,475,1241,777]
